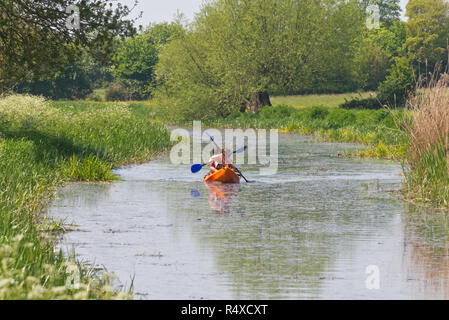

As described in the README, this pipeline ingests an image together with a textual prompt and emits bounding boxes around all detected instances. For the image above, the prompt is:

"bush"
[377,57,415,107]
[106,82,130,101]
[339,97,382,110]
[86,91,103,102]
[16,64,93,100]
[121,79,152,100]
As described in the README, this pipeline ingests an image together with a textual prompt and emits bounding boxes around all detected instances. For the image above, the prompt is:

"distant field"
[270,92,376,108]
[92,89,375,108]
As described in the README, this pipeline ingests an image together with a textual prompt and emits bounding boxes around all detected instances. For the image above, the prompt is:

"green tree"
[111,22,184,100]
[157,0,364,118]
[0,0,137,93]
[405,0,449,71]
[16,62,93,100]
[353,20,406,90]
[353,40,391,90]
[378,56,415,107]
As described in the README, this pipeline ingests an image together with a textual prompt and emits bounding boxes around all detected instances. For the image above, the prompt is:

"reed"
[404,74,449,207]
[0,95,171,299]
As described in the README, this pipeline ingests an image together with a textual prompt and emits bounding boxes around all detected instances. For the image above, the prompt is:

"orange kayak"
[204,166,240,184]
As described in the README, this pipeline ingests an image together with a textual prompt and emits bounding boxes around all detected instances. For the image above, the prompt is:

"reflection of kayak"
[205,181,240,214]
[204,181,240,199]
[204,166,240,184]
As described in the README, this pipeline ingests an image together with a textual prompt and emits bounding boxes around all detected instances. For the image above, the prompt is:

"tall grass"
[0,95,171,299]
[404,75,449,207]
[204,105,406,159]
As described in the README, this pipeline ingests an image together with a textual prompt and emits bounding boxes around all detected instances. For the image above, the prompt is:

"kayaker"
[207,148,236,174]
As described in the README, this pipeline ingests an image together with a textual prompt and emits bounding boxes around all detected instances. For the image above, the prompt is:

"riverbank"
[128,101,407,160]
[130,99,449,209]
[0,95,171,299]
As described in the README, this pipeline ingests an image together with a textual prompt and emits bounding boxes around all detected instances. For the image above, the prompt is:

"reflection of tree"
[51,182,113,209]
[403,205,449,299]
[173,180,401,299]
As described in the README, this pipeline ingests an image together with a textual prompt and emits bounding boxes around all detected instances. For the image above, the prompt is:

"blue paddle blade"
[190,189,201,198]
[191,164,205,173]
[233,146,247,154]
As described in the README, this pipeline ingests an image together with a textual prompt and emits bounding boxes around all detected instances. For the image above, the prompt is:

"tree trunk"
[245,91,271,113]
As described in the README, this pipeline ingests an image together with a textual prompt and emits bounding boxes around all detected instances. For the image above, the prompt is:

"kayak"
[204,166,240,184]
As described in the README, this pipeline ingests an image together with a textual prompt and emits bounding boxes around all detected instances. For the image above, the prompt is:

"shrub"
[377,57,415,107]
[105,82,130,101]
[15,64,93,100]
[86,91,103,102]
[120,79,152,100]
[339,97,382,110]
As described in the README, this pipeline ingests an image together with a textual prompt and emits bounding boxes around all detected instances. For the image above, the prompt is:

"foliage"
[377,57,416,107]
[353,19,406,91]
[15,61,93,100]
[0,0,137,93]
[353,39,392,90]
[405,0,449,70]
[111,33,158,99]
[156,0,365,118]
[339,97,382,110]
[105,82,130,101]
[110,22,185,100]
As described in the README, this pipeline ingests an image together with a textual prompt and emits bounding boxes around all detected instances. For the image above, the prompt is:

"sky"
[119,0,410,27]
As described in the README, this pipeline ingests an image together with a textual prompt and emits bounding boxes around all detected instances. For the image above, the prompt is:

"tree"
[156,0,365,118]
[378,57,415,107]
[0,0,138,93]
[111,21,184,100]
[353,20,406,90]
[405,0,449,72]
[353,40,392,90]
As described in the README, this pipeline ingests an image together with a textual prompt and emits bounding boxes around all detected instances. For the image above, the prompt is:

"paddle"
[190,146,247,173]
[233,166,256,183]
[205,131,220,149]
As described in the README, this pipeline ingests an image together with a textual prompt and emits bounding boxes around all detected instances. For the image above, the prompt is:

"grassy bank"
[270,92,375,108]
[201,105,406,160]
[127,95,405,160]
[0,95,171,299]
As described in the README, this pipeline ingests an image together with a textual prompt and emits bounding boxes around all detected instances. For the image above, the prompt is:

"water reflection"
[46,133,449,299]
[204,182,240,214]
[403,205,449,299]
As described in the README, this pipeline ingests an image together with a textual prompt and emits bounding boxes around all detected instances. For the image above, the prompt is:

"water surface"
[48,134,449,299]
